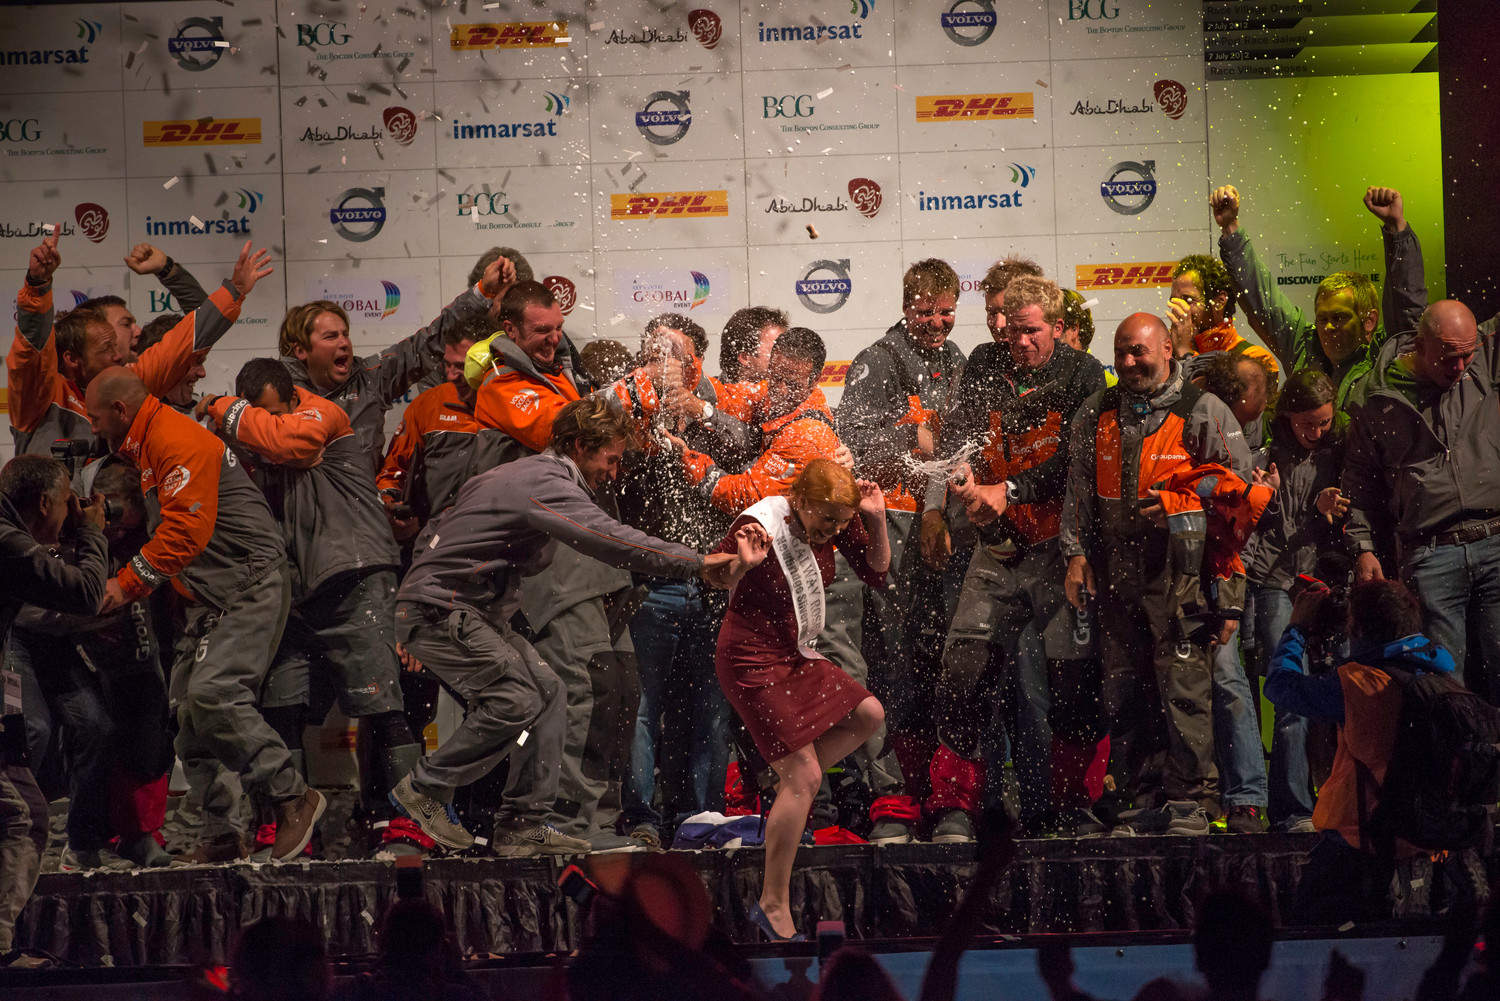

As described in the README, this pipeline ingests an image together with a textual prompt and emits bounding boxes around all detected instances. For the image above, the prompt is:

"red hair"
[789,457,859,508]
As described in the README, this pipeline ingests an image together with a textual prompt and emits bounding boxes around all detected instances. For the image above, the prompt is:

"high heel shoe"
[748,902,807,942]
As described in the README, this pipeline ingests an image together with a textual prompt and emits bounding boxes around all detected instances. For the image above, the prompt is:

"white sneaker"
[60,846,135,872]
[492,820,591,856]
[389,775,475,851]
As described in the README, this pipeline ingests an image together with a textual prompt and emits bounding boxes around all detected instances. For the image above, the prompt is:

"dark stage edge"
[11,836,1490,969]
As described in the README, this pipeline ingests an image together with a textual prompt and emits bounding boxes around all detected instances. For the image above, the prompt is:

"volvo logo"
[795,259,853,314]
[1100,160,1157,216]
[330,187,387,242]
[635,91,692,146]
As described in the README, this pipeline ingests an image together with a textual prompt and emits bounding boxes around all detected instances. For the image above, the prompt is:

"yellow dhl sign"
[450,22,569,49]
[610,191,729,221]
[915,93,1035,123]
[819,362,851,388]
[1074,262,1178,291]
[143,118,262,146]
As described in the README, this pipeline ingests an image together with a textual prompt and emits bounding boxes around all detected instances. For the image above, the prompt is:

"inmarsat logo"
[689,10,723,49]
[543,276,577,315]
[450,93,567,141]
[1100,160,1156,216]
[916,164,1034,212]
[331,187,386,242]
[3,19,99,66]
[635,91,691,146]
[796,259,853,314]
[383,107,419,146]
[848,178,882,218]
[74,203,109,243]
[941,1,996,46]
[145,189,263,237]
[757,0,871,42]
[168,16,227,72]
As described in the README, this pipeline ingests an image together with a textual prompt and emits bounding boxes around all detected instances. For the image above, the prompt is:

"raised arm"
[1213,185,1307,367]
[124,242,210,312]
[7,230,64,435]
[1364,187,1427,338]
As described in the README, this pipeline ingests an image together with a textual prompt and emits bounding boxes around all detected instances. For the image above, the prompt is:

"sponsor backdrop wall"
[0,0,1444,457]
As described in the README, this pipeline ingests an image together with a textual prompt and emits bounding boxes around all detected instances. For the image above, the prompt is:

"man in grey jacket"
[1344,300,1500,696]
[389,396,736,855]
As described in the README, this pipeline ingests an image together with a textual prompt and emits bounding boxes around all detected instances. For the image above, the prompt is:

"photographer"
[0,454,108,954]
[1264,577,1453,923]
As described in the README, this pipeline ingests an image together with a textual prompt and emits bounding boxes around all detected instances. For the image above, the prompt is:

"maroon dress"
[714,510,888,762]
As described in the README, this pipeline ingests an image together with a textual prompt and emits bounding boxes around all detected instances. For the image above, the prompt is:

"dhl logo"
[819,361,850,387]
[915,93,1034,123]
[1074,261,1178,291]
[143,118,262,147]
[610,191,728,221]
[451,22,569,49]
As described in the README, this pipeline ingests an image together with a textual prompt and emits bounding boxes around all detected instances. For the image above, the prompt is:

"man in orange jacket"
[84,368,323,861]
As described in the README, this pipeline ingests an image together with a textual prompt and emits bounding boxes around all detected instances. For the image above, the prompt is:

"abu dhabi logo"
[1154,79,1188,121]
[635,91,691,146]
[1100,160,1156,215]
[74,203,109,243]
[689,10,723,49]
[543,275,577,315]
[796,259,853,314]
[848,178,882,218]
[330,187,386,242]
[757,0,870,42]
[168,16,227,72]
[941,1,996,46]
[630,271,711,311]
[383,107,419,146]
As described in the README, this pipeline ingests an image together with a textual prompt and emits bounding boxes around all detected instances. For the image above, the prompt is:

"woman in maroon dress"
[711,458,890,941]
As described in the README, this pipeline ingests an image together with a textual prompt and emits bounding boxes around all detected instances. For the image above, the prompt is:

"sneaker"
[492,819,591,857]
[371,817,434,860]
[1110,805,1171,837]
[389,774,474,851]
[1166,803,1211,837]
[627,822,663,851]
[1224,805,1266,835]
[1060,807,1110,839]
[588,830,646,854]
[272,788,327,861]
[1286,817,1317,835]
[868,820,915,845]
[118,834,173,869]
[931,810,975,844]
[60,846,136,872]
[173,832,247,866]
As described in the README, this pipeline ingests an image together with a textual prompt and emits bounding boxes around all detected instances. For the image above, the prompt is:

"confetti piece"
[190,216,204,230]
[589,21,603,30]
[892,83,905,92]
[214,40,230,47]
[555,37,571,43]
[483,2,499,7]
[517,729,529,746]
[1081,298,1099,309]
[473,836,489,847]
[816,87,833,99]
[1410,877,1425,888]
[1036,79,1048,88]
[806,224,819,239]
[41,223,55,234]
[163,176,179,189]
[361,909,375,924]
[1337,921,1355,932]
[609,313,626,326]
[134,912,148,928]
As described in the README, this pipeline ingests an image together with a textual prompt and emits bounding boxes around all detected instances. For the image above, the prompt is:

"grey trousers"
[171,567,304,808]
[398,604,565,823]
[531,596,637,837]
[0,759,47,951]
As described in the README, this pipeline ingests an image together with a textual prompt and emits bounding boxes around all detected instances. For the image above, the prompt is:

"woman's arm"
[857,478,890,573]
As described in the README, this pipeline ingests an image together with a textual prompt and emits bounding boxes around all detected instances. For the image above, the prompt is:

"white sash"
[742,495,825,660]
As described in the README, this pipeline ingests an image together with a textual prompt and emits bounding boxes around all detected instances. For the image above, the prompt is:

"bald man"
[1344,300,1500,693]
[1060,314,1252,837]
[84,368,324,861]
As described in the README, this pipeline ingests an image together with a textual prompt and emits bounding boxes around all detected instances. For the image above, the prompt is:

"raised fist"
[1210,185,1240,232]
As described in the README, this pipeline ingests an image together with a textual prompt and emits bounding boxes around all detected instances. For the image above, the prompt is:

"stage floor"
[15,832,1482,970]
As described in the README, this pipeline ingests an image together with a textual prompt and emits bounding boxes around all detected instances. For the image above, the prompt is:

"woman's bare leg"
[760,746,822,939]
[811,696,886,771]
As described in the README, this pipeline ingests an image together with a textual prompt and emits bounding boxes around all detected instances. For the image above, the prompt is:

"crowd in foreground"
[2,180,1499,955]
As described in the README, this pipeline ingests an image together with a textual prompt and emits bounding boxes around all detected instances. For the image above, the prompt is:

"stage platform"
[11,834,1491,970]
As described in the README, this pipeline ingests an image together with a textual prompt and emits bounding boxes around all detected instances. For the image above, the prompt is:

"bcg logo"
[297,22,351,47]
[848,178,882,219]
[331,187,387,242]
[761,94,815,119]
[688,9,722,49]
[796,259,853,314]
[1068,0,1120,19]
[635,91,692,146]
[169,16,227,71]
[457,191,509,217]
[1100,160,1157,215]
[149,290,179,313]
[941,0,996,46]
[74,203,109,243]
[0,119,41,142]
[143,118,262,146]
[610,190,728,220]
[543,276,577,315]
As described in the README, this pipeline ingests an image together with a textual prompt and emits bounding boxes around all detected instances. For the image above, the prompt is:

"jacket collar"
[763,386,832,435]
[1123,358,1187,412]
[117,395,164,465]
[1193,319,1241,355]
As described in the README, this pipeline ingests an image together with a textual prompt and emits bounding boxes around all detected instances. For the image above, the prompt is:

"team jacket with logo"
[281,280,497,473]
[1061,362,1251,567]
[206,388,398,602]
[929,341,1106,545]
[679,388,844,515]
[377,380,483,524]
[399,451,703,620]
[472,333,584,452]
[1191,319,1280,381]
[835,320,966,512]
[8,276,245,456]
[114,395,285,611]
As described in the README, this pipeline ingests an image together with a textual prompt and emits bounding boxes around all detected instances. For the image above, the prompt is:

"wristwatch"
[699,401,714,422]
[1005,480,1019,504]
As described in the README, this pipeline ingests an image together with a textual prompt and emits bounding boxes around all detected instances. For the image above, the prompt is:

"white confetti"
[214,40,230,47]
[134,911,148,927]
[41,223,55,234]
[588,21,604,30]
[609,313,626,326]
[483,2,500,7]
[361,908,375,924]
[1337,921,1355,932]
[1410,877,1425,888]
[1081,298,1099,309]
[473,836,489,846]
[189,215,204,230]
[816,87,833,99]
[892,83,905,92]
[517,729,529,746]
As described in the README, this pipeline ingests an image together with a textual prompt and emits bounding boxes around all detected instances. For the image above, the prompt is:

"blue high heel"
[748,902,807,942]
